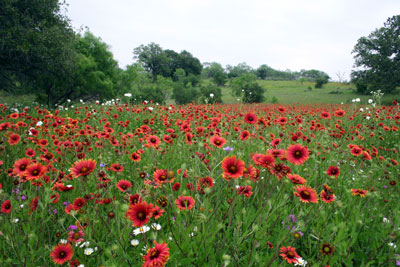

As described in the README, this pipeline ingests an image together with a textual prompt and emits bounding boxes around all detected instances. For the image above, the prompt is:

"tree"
[300,69,330,82]
[351,15,400,94]
[172,69,198,104]
[199,84,222,104]
[226,62,253,78]
[231,73,265,103]
[133,43,169,81]
[0,0,78,105]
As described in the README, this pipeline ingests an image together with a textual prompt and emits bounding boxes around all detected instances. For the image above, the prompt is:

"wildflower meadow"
[0,99,399,266]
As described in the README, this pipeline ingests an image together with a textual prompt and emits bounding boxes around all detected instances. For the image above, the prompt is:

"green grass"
[220,80,399,105]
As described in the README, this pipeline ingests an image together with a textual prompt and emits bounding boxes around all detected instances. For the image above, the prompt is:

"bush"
[199,85,222,104]
[172,82,198,105]
[315,76,329,88]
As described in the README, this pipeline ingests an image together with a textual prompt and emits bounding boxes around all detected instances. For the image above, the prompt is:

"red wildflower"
[320,191,335,203]
[209,135,226,148]
[8,133,20,145]
[70,159,96,178]
[221,156,245,179]
[50,243,74,265]
[152,205,165,219]
[280,246,300,264]
[175,196,195,211]
[131,152,141,162]
[146,135,161,147]
[13,158,31,177]
[1,200,12,214]
[197,177,214,194]
[153,169,174,184]
[129,194,142,205]
[142,241,170,267]
[251,153,275,168]
[326,166,340,178]
[294,186,318,203]
[72,197,86,211]
[28,196,39,215]
[237,186,253,198]
[111,163,124,172]
[244,113,257,124]
[240,130,250,140]
[116,179,132,192]
[286,144,309,165]
[351,189,368,197]
[68,230,85,244]
[126,201,154,227]
[287,174,307,184]
[25,163,47,181]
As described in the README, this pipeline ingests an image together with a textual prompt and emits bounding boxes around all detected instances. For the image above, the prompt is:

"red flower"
[8,133,20,145]
[209,135,226,148]
[70,159,96,178]
[25,163,47,181]
[326,166,340,178]
[240,130,250,140]
[152,205,165,219]
[1,200,12,214]
[244,113,257,124]
[153,169,174,184]
[221,156,245,179]
[350,146,362,156]
[126,201,154,227]
[130,152,141,162]
[129,194,142,205]
[142,240,170,267]
[251,153,275,168]
[286,144,309,165]
[280,246,300,264]
[237,186,253,198]
[320,191,335,203]
[116,179,132,192]
[68,230,85,244]
[111,163,124,172]
[146,135,161,147]
[351,189,368,197]
[175,196,195,211]
[72,197,86,211]
[287,174,307,184]
[13,158,31,177]
[294,186,318,203]
[28,196,39,215]
[197,177,214,194]
[50,243,74,265]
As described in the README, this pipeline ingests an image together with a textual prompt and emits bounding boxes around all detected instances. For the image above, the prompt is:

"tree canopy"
[351,15,400,94]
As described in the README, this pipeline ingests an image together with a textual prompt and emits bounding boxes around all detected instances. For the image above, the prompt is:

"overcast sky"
[65,0,399,81]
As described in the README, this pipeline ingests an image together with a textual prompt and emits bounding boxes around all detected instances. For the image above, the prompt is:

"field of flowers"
[0,100,399,266]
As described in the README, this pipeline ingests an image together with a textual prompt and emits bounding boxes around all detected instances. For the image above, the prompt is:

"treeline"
[0,0,331,106]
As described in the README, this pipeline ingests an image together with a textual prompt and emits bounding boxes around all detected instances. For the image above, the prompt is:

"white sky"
[65,0,399,81]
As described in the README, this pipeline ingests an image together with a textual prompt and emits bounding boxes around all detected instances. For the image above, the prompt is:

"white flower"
[79,241,90,248]
[133,226,150,235]
[356,98,360,102]
[36,121,43,127]
[13,218,19,223]
[131,239,139,246]
[59,239,68,244]
[368,99,373,104]
[210,93,214,98]
[80,99,83,103]
[383,217,390,223]
[148,107,154,111]
[124,93,132,97]
[388,242,397,248]
[294,257,307,266]
[67,99,71,103]
[360,108,364,112]
[84,248,94,255]
[151,223,162,231]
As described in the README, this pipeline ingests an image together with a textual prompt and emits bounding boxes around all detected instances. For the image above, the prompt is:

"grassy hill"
[220,80,398,105]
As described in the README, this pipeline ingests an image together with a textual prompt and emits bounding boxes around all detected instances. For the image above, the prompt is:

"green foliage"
[271,96,279,103]
[226,62,254,78]
[256,64,299,80]
[172,69,198,104]
[202,62,228,86]
[199,84,222,104]
[315,75,329,88]
[133,43,202,83]
[231,73,265,103]
[0,0,78,105]
[351,15,400,94]
[300,69,330,82]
